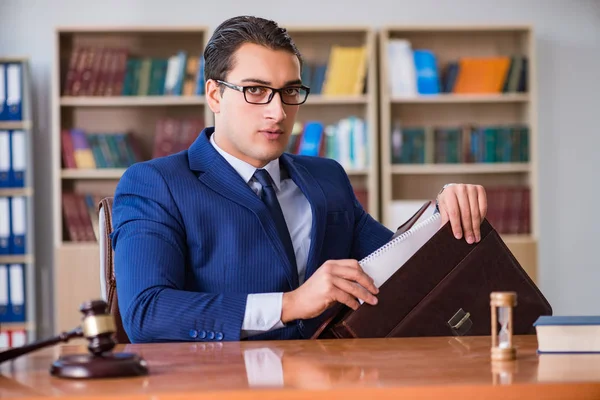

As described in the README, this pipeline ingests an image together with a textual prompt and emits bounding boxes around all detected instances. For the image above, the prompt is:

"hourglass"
[490,291,517,361]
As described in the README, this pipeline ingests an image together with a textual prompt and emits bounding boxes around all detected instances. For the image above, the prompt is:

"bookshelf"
[285,26,379,220]
[50,25,379,333]
[379,25,538,282]
[0,57,36,346]
[51,27,211,333]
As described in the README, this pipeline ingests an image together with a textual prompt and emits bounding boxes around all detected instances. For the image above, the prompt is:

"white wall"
[1,0,599,335]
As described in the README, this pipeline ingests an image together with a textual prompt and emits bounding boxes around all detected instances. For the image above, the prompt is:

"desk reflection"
[243,344,380,389]
[2,336,600,399]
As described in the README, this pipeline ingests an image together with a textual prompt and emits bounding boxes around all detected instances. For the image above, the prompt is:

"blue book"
[534,316,600,353]
[297,122,324,157]
[195,55,205,95]
[413,50,440,95]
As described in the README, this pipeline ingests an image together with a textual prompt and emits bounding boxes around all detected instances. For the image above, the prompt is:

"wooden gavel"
[0,300,148,379]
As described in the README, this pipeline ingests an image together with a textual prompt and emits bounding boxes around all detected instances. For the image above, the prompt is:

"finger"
[327,260,376,285]
[456,185,475,244]
[442,190,463,240]
[440,204,449,227]
[332,264,379,295]
[477,185,488,219]
[333,287,361,310]
[468,185,481,242]
[333,276,378,306]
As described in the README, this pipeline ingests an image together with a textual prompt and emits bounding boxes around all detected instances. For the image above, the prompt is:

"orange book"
[453,57,511,93]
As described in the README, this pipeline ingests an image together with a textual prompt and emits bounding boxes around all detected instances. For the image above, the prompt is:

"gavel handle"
[0,327,83,364]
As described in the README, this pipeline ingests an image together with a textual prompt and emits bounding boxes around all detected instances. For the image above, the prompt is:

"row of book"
[287,117,369,170]
[153,117,205,158]
[61,130,142,169]
[62,192,106,242]
[62,46,204,97]
[387,38,527,96]
[0,62,23,121]
[61,117,206,169]
[0,263,26,323]
[0,130,26,188]
[486,185,530,234]
[301,45,368,96]
[391,123,529,164]
[62,188,369,243]
[0,196,27,255]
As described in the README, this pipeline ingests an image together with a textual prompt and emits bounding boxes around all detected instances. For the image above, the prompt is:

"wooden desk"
[1,335,600,399]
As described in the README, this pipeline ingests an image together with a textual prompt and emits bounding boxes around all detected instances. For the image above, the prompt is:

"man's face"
[207,42,302,168]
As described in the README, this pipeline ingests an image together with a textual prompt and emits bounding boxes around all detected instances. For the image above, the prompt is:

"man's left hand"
[437,184,487,244]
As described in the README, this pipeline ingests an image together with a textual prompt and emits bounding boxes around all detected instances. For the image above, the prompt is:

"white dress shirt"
[209,133,313,338]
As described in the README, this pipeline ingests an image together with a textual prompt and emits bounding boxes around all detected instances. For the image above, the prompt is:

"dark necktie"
[253,168,298,283]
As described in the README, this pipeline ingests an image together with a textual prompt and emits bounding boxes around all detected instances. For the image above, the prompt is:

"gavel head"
[79,300,117,356]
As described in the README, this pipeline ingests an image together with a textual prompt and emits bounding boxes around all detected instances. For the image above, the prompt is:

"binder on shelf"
[10,196,26,255]
[8,263,25,322]
[0,329,27,347]
[10,130,26,187]
[0,130,9,187]
[10,329,27,347]
[5,63,22,121]
[0,264,8,318]
[0,63,6,120]
[0,263,26,323]
[0,197,9,255]
[0,331,8,348]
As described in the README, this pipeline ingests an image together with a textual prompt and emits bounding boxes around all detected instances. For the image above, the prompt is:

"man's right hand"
[280,259,379,323]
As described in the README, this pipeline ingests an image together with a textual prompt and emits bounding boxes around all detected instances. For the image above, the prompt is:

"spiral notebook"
[360,212,442,293]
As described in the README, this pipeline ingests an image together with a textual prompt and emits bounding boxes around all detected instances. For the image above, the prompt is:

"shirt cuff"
[241,293,285,338]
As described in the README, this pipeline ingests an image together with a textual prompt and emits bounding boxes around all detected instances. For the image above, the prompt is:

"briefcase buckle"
[448,308,473,336]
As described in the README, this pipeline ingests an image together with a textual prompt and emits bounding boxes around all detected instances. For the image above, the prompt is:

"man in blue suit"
[111,16,488,343]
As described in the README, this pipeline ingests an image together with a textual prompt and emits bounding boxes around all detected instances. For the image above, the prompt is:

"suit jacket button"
[215,332,224,341]
[207,331,215,340]
[199,330,207,339]
[189,329,198,338]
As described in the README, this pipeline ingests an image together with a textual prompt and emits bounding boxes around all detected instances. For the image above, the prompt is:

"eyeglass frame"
[215,79,311,105]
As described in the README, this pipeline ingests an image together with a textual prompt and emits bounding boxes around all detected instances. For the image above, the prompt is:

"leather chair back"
[98,197,130,343]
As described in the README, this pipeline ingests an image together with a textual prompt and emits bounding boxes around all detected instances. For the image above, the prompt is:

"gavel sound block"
[0,300,148,379]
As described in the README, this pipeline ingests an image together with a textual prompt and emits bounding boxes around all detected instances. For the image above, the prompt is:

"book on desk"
[534,316,600,354]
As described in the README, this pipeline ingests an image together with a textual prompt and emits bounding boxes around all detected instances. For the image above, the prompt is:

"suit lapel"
[281,155,326,281]
[189,129,299,289]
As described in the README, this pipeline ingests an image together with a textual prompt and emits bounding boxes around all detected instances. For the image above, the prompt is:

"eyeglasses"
[216,80,310,105]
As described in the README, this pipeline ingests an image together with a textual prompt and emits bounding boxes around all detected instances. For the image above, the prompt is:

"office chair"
[98,197,130,344]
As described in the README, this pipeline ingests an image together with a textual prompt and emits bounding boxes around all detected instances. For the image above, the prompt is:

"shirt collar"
[209,131,281,190]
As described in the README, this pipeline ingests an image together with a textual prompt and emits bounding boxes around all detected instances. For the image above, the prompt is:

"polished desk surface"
[1,335,600,399]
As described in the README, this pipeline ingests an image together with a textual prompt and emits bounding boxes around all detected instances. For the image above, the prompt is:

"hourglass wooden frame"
[490,292,517,361]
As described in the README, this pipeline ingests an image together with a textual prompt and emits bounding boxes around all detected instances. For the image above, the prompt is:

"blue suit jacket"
[111,127,394,343]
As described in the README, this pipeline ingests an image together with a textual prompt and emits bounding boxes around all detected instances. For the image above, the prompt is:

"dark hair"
[203,16,303,84]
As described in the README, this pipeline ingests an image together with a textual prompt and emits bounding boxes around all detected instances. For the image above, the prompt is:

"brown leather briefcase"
[311,202,552,339]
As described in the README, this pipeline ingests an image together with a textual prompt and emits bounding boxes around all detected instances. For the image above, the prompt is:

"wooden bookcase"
[285,26,379,220]
[50,25,380,334]
[0,58,36,343]
[378,25,538,282]
[51,27,211,333]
